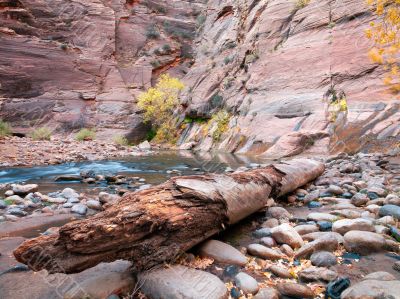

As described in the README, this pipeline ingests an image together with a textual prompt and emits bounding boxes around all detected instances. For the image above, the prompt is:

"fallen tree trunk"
[14,159,324,274]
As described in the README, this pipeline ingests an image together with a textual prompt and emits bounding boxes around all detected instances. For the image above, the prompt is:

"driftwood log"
[14,159,324,274]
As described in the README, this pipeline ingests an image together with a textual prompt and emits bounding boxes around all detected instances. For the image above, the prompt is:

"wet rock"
[64,264,135,299]
[7,207,27,217]
[0,199,7,209]
[253,228,272,238]
[71,203,87,215]
[367,191,379,200]
[276,282,314,298]
[139,265,227,299]
[307,212,337,222]
[230,287,241,299]
[351,193,369,207]
[235,272,259,295]
[317,221,333,231]
[363,271,396,281]
[295,224,319,235]
[341,280,400,299]
[303,190,320,203]
[379,204,400,220]
[247,244,285,260]
[86,200,103,211]
[269,265,291,278]
[332,218,374,235]
[198,239,247,266]
[298,266,338,283]
[55,175,82,181]
[310,251,337,267]
[11,184,38,196]
[271,223,303,248]
[80,169,96,178]
[343,230,386,255]
[295,234,339,259]
[266,207,291,219]
[368,186,387,197]
[325,277,351,299]
[260,237,277,247]
[254,287,279,299]
[224,265,239,277]
[307,201,322,208]
[394,261,400,272]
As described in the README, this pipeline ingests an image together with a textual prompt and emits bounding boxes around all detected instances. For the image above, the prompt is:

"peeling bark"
[14,159,324,274]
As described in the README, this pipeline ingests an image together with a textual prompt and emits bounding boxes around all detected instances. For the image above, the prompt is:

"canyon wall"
[0,0,399,155]
[178,0,400,156]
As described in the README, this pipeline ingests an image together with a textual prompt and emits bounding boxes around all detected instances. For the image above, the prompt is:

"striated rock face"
[1,0,399,152]
[0,0,205,141]
[178,0,400,155]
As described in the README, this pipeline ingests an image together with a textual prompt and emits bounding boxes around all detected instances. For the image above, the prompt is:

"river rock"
[5,195,24,204]
[139,265,227,299]
[260,237,277,247]
[0,199,6,209]
[4,190,13,197]
[99,192,120,204]
[11,184,38,195]
[302,232,344,243]
[254,287,279,299]
[64,263,135,299]
[280,244,294,257]
[341,280,400,299]
[332,218,375,235]
[377,215,396,225]
[253,228,272,238]
[379,204,400,220]
[198,239,247,266]
[331,203,356,210]
[332,209,362,219]
[343,230,386,255]
[307,212,337,222]
[269,265,291,278]
[363,271,396,281]
[303,190,320,203]
[327,185,344,195]
[394,261,400,272]
[262,218,279,228]
[271,223,303,248]
[276,283,314,298]
[86,199,103,211]
[295,234,339,259]
[266,207,291,219]
[310,251,337,267]
[71,204,87,215]
[351,193,369,207]
[138,140,151,150]
[62,188,79,200]
[294,224,319,235]
[298,266,338,283]
[247,244,285,260]
[7,207,27,217]
[235,272,259,295]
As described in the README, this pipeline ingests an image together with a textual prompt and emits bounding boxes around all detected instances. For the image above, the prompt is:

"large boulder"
[332,218,375,235]
[271,223,304,249]
[198,240,247,266]
[138,265,228,299]
[343,231,387,255]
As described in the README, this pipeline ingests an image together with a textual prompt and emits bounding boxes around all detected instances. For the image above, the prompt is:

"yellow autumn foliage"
[138,74,184,143]
[366,0,400,92]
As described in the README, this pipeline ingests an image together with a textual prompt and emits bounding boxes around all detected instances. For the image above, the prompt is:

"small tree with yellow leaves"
[138,74,184,143]
[366,0,400,92]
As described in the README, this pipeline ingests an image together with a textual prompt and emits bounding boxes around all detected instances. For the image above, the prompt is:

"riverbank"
[0,151,399,298]
[0,136,153,168]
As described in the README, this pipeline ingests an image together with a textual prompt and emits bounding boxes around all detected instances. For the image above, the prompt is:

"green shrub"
[196,15,206,27]
[30,127,52,140]
[0,120,11,137]
[162,44,171,52]
[146,25,160,39]
[210,110,231,141]
[113,135,129,146]
[295,0,311,9]
[224,56,233,65]
[75,128,96,141]
[150,60,161,68]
